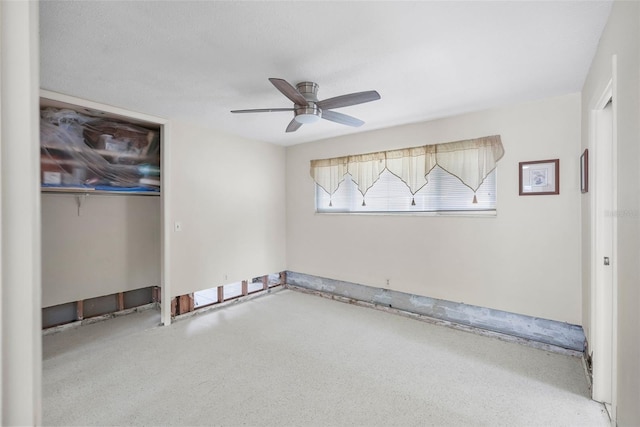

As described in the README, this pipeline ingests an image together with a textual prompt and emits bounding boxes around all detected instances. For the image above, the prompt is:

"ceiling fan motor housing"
[295,82,319,102]
[294,81,321,123]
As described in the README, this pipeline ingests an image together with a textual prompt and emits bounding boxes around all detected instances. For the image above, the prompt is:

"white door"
[591,96,615,411]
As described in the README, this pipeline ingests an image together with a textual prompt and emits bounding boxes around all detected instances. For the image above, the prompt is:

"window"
[311,135,503,215]
[316,166,497,214]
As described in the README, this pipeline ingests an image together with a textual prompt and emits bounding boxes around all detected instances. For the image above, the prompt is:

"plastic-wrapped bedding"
[40,107,160,191]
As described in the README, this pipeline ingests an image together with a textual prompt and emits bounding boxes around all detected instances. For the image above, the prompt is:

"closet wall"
[41,194,160,307]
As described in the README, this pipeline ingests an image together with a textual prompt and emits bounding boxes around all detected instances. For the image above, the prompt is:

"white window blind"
[311,135,503,214]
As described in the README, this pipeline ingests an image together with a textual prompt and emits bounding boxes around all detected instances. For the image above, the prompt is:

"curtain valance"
[310,135,504,203]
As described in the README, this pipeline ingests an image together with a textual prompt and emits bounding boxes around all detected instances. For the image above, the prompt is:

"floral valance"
[310,135,504,203]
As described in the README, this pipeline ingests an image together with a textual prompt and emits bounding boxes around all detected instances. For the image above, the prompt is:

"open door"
[590,76,617,424]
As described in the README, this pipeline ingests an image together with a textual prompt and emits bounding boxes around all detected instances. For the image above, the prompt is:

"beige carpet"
[43,289,609,426]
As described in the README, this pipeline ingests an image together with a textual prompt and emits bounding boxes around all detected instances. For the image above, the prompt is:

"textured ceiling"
[39,1,612,146]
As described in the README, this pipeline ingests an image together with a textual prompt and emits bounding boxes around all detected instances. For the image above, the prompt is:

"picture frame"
[519,159,560,195]
[580,149,589,193]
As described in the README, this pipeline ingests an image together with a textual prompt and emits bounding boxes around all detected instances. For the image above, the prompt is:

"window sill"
[314,210,497,218]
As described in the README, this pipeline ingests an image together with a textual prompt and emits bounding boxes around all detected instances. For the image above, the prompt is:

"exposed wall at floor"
[286,93,581,324]
[581,1,640,424]
[287,271,586,352]
[41,194,161,307]
[168,120,287,297]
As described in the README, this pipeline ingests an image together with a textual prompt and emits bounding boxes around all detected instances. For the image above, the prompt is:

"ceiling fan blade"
[317,90,381,110]
[269,78,309,106]
[322,110,364,127]
[321,110,364,127]
[231,108,294,113]
[286,118,303,133]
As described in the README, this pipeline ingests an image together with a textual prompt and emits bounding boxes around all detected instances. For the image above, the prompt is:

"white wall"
[581,1,640,424]
[169,120,286,297]
[287,94,581,324]
[1,1,42,424]
[41,194,160,307]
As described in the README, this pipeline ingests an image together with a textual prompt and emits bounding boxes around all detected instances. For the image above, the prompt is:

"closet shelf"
[41,186,160,196]
[40,101,161,195]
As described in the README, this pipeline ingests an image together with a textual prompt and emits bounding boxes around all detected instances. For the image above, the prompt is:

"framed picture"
[519,159,560,195]
[580,149,589,193]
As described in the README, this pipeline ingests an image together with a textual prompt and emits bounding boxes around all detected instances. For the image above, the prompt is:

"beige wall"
[581,1,640,424]
[287,93,581,324]
[41,194,161,307]
[168,120,286,297]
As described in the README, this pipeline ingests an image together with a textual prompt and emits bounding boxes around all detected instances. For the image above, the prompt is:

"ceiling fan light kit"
[231,78,380,133]
[294,108,321,124]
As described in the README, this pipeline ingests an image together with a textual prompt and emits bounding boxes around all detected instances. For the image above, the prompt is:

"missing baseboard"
[42,286,157,330]
[172,285,284,322]
[42,303,158,336]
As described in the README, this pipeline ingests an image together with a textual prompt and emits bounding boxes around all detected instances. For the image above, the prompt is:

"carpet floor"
[42,288,609,426]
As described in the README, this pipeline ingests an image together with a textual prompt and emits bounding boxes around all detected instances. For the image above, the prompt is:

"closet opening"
[39,90,168,330]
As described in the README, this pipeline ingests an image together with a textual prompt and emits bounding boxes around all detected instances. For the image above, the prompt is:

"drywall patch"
[83,294,119,318]
[292,273,338,294]
[42,301,77,328]
[124,287,154,309]
[286,271,585,352]
[372,289,393,306]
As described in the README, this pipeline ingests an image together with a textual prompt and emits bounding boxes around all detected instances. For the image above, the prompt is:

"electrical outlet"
[386,279,390,286]
[174,221,182,232]
[224,274,228,281]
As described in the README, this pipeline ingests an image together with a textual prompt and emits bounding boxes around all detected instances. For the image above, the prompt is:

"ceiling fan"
[231,78,381,133]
